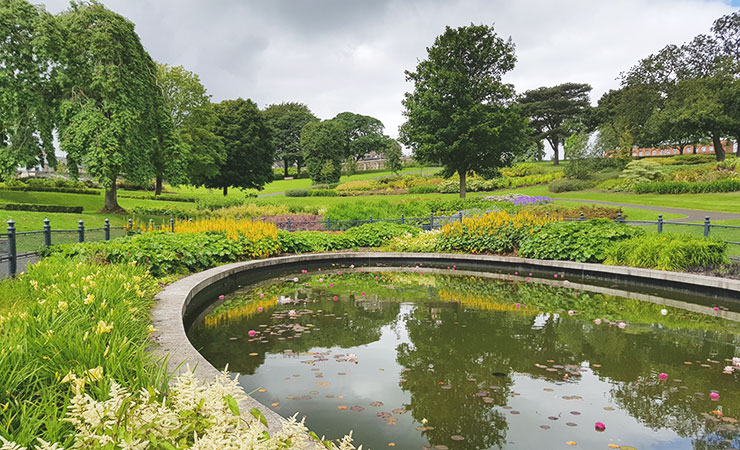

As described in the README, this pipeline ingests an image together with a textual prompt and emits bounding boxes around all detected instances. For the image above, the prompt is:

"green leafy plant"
[344,222,420,247]
[0,203,84,213]
[548,178,596,193]
[604,233,729,270]
[632,179,740,194]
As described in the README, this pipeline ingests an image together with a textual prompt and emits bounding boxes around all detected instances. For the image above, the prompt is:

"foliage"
[301,120,345,184]
[619,159,666,186]
[332,111,388,162]
[344,222,420,247]
[54,2,177,211]
[386,229,441,252]
[156,63,225,190]
[521,204,624,220]
[323,198,498,222]
[277,230,353,253]
[0,203,83,213]
[548,178,596,193]
[262,102,318,176]
[0,0,58,180]
[204,98,274,196]
[519,219,645,262]
[499,163,547,177]
[400,24,531,197]
[437,172,563,193]
[669,154,718,165]
[384,139,404,174]
[437,211,555,254]
[195,196,245,211]
[117,192,197,202]
[671,163,738,182]
[604,234,729,270]
[519,83,593,166]
[0,256,162,443]
[0,183,97,194]
[632,179,740,194]
[408,185,439,194]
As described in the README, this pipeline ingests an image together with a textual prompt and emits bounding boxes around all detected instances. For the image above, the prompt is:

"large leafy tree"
[400,24,530,198]
[0,0,58,179]
[301,120,345,184]
[205,98,274,196]
[54,2,175,212]
[519,83,592,166]
[262,102,317,177]
[332,111,388,162]
[384,139,403,174]
[156,63,224,190]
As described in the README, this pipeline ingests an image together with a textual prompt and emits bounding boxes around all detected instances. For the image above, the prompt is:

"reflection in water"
[188,270,740,450]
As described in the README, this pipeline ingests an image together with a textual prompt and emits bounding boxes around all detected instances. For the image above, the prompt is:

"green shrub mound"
[519,219,645,263]
[632,179,740,194]
[521,204,623,220]
[1,203,84,214]
[408,185,438,194]
[604,234,729,270]
[344,222,420,247]
[117,192,197,202]
[277,231,354,253]
[548,178,596,193]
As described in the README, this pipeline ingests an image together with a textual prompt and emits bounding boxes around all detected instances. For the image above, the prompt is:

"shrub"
[521,204,624,220]
[519,219,645,263]
[669,154,718,165]
[0,181,98,194]
[386,229,441,252]
[671,164,737,182]
[309,188,339,196]
[208,203,291,219]
[130,205,194,218]
[437,211,555,254]
[335,179,379,192]
[0,203,84,213]
[277,230,353,253]
[548,178,595,192]
[595,178,627,191]
[285,188,310,197]
[500,163,547,177]
[117,192,197,202]
[604,234,729,270]
[408,185,439,194]
[195,196,248,211]
[632,179,740,194]
[620,159,666,186]
[344,222,420,247]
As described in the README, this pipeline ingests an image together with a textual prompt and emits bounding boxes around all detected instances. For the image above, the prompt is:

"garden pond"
[188,265,740,450]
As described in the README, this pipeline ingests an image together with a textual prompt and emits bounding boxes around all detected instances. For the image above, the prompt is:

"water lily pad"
[392,408,407,414]
[566,422,578,427]
[377,412,391,419]
[603,407,615,411]
[543,388,554,392]
[450,435,465,441]
[385,417,398,425]
[433,446,448,450]
[249,352,259,356]
[441,385,452,390]
[258,388,267,393]
[350,406,365,412]
[570,411,581,415]
[337,405,348,410]
[540,425,551,430]
[370,401,384,407]
[510,410,520,415]
[483,397,494,403]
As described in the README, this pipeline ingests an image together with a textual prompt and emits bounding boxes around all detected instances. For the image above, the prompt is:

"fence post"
[459,211,463,223]
[104,219,110,241]
[369,215,373,224]
[128,218,133,230]
[546,212,549,220]
[170,218,175,233]
[43,218,51,247]
[189,218,192,223]
[657,215,663,233]
[287,217,291,231]
[401,214,404,225]
[326,217,330,231]
[7,220,16,278]
[579,212,585,221]
[617,212,622,223]
[704,216,711,237]
[430,213,434,228]
[78,220,85,243]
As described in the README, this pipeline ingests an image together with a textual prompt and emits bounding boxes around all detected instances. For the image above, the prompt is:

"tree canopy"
[332,111,388,163]
[400,24,530,198]
[301,120,345,185]
[519,83,592,166]
[156,63,224,190]
[262,102,317,177]
[205,98,274,196]
[0,0,58,179]
[54,1,175,211]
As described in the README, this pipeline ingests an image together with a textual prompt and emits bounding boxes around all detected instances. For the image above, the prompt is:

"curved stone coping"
[150,251,740,433]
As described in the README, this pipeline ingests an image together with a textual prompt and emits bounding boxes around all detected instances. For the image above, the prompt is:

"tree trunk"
[297,160,302,176]
[459,170,467,199]
[155,175,163,195]
[102,180,124,213]
[549,138,560,166]
[712,133,725,162]
[223,185,228,196]
[284,159,289,178]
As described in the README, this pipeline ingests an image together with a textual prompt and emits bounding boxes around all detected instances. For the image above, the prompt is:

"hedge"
[1,203,84,214]
[632,179,740,194]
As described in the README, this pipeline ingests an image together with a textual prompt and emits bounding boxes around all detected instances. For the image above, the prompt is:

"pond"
[187,265,740,450]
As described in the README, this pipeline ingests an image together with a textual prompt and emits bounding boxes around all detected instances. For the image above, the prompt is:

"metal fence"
[4,211,739,279]
[1,219,126,279]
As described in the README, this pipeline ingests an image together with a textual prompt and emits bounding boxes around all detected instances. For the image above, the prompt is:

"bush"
[116,180,154,191]
[0,183,98,194]
[672,164,737,182]
[632,179,740,194]
[437,211,554,254]
[620,159,666,186]
[195,196,246,211]
[668,154,718,165]
[344,222,420,247]
[500,163,547,177]
[386,229,441,252]
[521,204,623,220]
[604,234,729,270]
[117,192,197,202]
[309,189,339,196]
[595,178,627,191]
[130,205,194,218]
[335,179,379,192]
[277,230,353,253]
[408,185,439,194]
[548,178,596,193]
[1,203,84,214]
[438,173,563,193]
[285,188,310,197]
[519,219,645,263]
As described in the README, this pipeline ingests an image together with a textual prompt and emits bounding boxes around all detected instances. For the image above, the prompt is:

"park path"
[557,198,740,222]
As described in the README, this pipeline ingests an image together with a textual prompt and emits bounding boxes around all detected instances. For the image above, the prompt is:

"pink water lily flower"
[594,422,606,432]
[257,307,263,312]
[259,293,265,298]
[710,392,720,401]
[248,330,256,337]
[659,373,668,380]
[333,296,338,301]
[218,295,225,300]
[593,318,602,325]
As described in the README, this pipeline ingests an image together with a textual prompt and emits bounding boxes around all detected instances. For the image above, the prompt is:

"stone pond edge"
[150,251,740,434]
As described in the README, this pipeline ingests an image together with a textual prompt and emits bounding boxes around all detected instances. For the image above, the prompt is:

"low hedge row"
[0,185,99,195]
[632,179,740,194]
[117,193,197,202]
[548,178,596,193]
[1,203,84,214]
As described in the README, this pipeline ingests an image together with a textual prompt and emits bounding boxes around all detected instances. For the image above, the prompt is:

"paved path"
[557,198,740,222]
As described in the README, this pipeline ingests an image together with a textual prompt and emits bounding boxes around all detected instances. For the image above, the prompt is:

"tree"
[519,83,592,166]
[54,2,174,212]
[156,63,224,190]
[301,120,344,184]
[205,98,274,196]
[262,102,317,177]
[400,24,531,198]
[384,139,403,174]
[0,0,58,179]
[332,112,387,163]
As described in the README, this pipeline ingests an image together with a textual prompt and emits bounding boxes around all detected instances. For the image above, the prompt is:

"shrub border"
[152,252,740,433]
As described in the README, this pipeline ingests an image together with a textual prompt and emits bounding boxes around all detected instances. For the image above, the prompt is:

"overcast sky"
[40,0,739,158]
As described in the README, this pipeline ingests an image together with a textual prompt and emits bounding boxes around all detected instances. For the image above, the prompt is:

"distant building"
[620,140,736,158]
